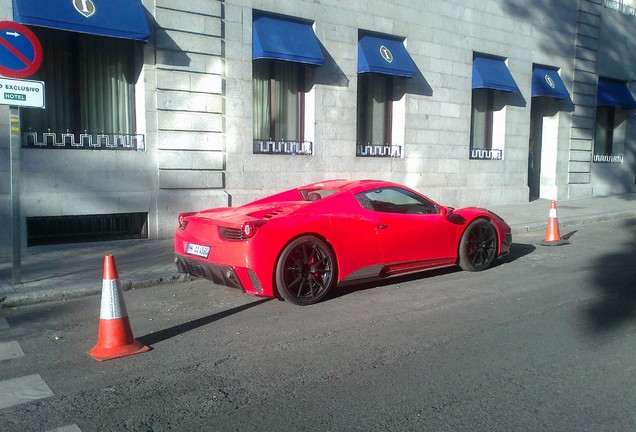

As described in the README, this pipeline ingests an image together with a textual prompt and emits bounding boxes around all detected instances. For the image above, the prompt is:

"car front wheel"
[275,236,336,305]
[458,219,498,271]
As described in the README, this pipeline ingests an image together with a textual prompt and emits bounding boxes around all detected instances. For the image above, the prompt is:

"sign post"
[0,20,44,285]
[10,107,21,284]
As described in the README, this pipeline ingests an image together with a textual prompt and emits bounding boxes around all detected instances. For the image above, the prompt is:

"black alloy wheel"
[275,236,336,305]
[458,219,498,271]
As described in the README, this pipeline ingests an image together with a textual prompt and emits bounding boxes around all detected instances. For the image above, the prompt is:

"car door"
[356,187,458,265]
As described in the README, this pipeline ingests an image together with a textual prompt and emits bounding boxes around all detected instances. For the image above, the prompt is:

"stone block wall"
[152,0,228,237]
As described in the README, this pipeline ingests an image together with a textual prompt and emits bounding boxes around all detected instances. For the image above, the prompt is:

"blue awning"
[12,0,149,42]
[597,78,636,109]
[252,15,324,66]
[472,56,518,92]
[358,34,416,77]
[532,67,570,99]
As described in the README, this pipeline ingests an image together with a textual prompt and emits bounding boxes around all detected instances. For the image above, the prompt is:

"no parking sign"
[0,20,43,79]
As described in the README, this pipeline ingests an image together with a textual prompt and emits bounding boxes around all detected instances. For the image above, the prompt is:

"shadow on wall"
[314,43,349,88]
[313,40,433,97]
[592,160,636,195]
[502,0,579,59]
[152,15,192,68]
[503,0,636,77]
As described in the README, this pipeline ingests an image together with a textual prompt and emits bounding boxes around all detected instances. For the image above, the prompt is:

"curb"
[2,272,188,308]
[509,210,636,234]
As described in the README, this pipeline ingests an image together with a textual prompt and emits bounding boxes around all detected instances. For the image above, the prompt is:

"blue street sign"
[0,21,43,78]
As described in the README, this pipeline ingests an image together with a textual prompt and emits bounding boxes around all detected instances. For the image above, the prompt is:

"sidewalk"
[1,194,635,308]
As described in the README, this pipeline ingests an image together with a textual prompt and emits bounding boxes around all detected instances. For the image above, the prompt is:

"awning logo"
[379,45,393,64]
[544,74,555,89]
[73,0,96,18]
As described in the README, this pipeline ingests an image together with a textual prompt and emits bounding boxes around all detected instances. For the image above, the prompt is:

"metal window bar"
[22,131,145,151]
[253,139,313,155]
[356,143,403,158]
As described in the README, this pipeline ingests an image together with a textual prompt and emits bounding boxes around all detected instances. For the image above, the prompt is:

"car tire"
[275,235,337,305]
[458,219,498,272]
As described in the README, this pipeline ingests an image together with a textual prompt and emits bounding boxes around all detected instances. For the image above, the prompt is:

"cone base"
[88,339,150,362]
[540,239,570,246]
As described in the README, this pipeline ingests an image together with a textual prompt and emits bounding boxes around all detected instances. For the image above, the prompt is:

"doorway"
[528,99,562,201]
[528,105,543,200]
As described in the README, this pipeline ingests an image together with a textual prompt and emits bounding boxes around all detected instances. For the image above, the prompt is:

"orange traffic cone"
[541,200,569,246]
[88,254,149,361]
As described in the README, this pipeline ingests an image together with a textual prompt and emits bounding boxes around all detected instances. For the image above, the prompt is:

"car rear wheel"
[275,236,336,305]
[458,219,497,271]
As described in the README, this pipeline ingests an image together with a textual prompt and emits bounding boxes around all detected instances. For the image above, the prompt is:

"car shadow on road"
[584,218,636,333]
[326,242,536,302]
[499,242,536,264]
[137,298,272,346]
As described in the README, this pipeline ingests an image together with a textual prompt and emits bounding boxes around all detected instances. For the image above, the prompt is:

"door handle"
[378,224,388,230]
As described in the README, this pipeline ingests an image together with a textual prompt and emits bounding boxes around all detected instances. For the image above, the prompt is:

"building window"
[253,60,307,148]
[470,89,494,151]
[356,32,414,158]
[470,89,505,160]
[594,106,615,155]
[357,73,393,150]
[470,54,519,160]
[593,77,636,163]
[251,12,322,156]
[20,27,143,150]
[593,106,626,163]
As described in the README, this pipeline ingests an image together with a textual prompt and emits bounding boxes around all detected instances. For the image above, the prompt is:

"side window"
[355,188,438,214]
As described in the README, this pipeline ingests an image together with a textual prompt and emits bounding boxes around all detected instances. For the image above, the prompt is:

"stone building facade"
[1,0,635,256]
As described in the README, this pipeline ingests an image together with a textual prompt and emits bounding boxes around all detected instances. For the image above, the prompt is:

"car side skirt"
[339,258,457,285]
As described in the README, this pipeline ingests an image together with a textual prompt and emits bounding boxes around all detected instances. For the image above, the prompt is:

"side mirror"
[440,206,454,219]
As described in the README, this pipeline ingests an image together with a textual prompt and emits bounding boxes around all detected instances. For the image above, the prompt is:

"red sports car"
[174,179,512,305]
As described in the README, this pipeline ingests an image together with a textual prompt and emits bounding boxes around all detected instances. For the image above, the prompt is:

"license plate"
[185,243,211,258]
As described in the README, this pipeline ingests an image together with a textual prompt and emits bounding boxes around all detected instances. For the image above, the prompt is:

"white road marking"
[0,340,24,361]
[45,425,82,432]
[0,373,54,409]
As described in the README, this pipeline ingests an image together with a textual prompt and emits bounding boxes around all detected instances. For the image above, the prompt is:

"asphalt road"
[1,217,635,432]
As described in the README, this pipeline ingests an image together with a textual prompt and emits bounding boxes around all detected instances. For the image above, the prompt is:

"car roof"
[301,179,399,194]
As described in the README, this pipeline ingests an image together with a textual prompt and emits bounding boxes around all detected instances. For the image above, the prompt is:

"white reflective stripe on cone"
[549,208,557,218]
[100,278,128,320]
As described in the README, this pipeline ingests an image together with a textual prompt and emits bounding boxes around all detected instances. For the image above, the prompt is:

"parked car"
[174,179,512,305]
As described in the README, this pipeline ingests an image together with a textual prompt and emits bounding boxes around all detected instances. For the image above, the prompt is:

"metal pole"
[9,106,21,285]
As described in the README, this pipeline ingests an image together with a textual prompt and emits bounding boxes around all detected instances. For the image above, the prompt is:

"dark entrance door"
[528,104,543,200]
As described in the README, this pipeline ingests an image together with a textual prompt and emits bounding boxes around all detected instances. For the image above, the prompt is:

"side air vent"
[262,210,284,219]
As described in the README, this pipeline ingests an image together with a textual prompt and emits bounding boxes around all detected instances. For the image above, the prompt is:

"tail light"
[240,220,267,239]
[219,220,268,240]
[178,212,195,230]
